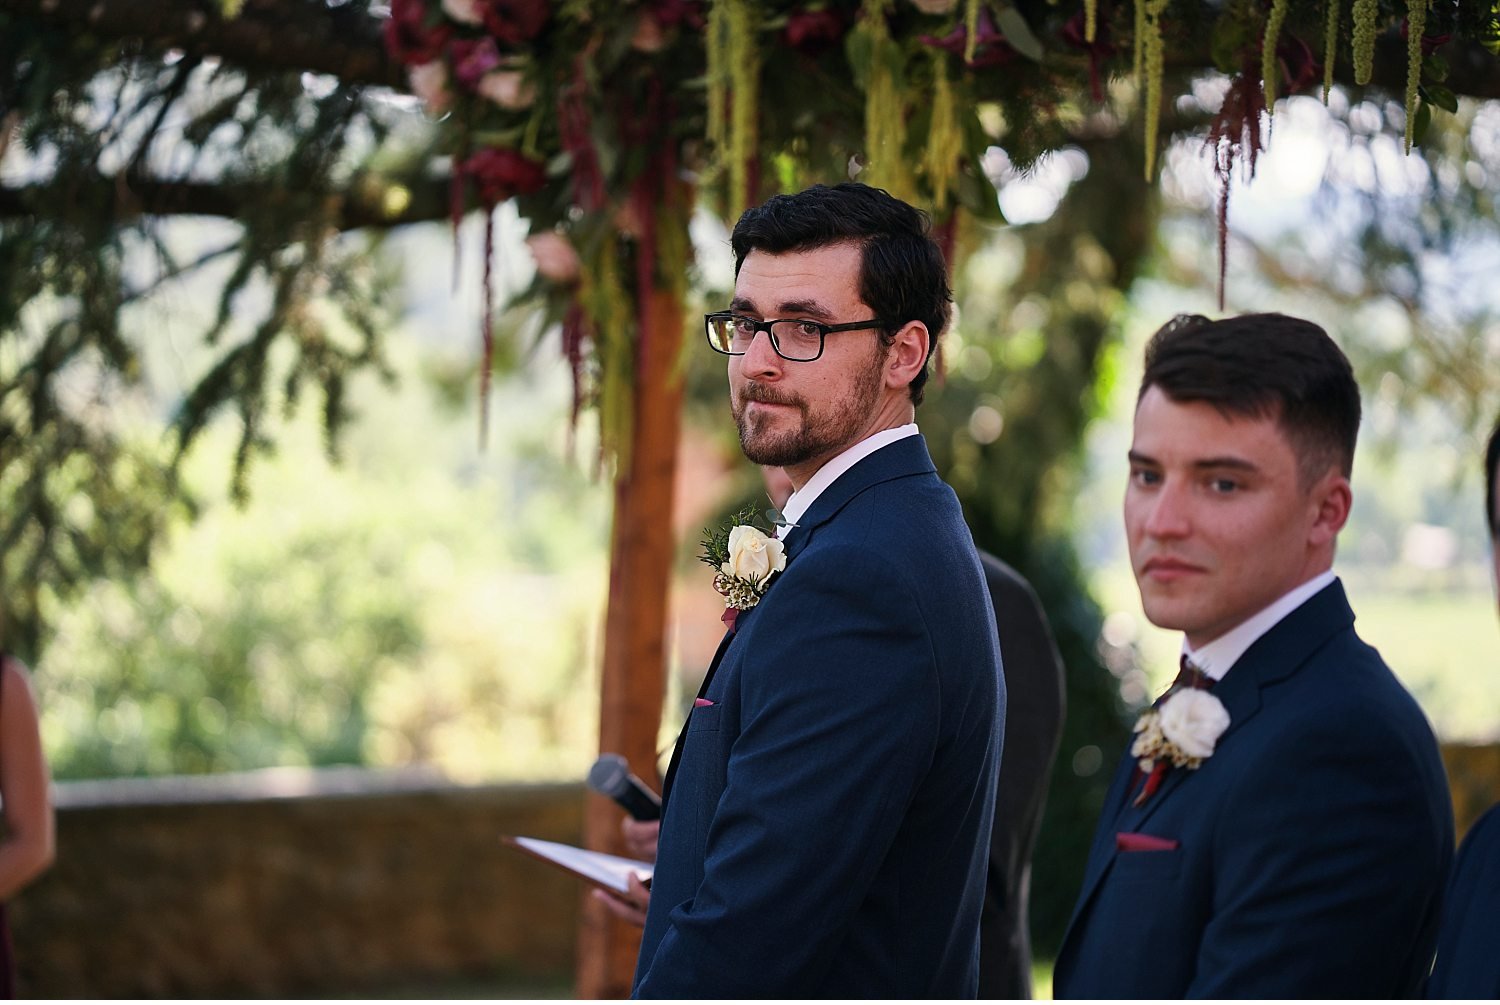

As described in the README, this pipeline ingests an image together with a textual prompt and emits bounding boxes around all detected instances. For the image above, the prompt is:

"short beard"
[732,345,887,468]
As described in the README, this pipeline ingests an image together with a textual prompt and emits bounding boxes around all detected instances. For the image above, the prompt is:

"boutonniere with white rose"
[700,507,787,631]
[1129,688,1231,806]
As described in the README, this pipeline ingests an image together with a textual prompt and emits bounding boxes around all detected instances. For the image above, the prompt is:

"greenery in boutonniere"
[700,506,787,620]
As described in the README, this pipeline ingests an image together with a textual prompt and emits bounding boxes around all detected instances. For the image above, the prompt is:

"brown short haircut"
[1140,313,1361,486]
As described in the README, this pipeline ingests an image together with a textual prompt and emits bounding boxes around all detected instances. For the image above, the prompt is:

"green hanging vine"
[1141,0,1172,181]
[1262,0,1290,112]
[1404,0,1427,153]
[1352,0,1379,84]
[1322,0,1340,102]
[923,52,963,213]
[1085,0,1098,44]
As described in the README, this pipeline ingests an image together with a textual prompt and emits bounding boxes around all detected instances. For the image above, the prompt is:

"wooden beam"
[574,275,686,999]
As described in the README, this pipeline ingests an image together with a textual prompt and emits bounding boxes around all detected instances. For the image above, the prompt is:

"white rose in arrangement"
[1156,689,1231,760]
[477,69,536,110]
[441,0,485,26]
[721,525,786,584]
[408,62,452,117]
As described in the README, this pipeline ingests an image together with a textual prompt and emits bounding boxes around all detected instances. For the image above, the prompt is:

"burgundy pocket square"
[1116,831,1179,852]
[694,698,715,707]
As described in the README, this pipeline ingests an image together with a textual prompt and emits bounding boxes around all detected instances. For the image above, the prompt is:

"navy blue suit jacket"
[1427,802,1500,997]
[1054,580,1453,998]
[633,435,1005,998]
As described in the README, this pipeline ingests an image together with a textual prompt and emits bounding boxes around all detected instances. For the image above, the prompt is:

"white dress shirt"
[775,424,920,540]
[1183,569,1338,681]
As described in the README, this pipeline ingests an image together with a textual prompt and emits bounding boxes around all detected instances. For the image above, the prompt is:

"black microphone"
[587,753,662,821]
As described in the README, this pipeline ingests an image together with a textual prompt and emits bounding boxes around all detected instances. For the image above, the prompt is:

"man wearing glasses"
[629,183,1004,997]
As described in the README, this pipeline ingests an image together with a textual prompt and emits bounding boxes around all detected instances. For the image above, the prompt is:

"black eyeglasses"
[704,312,889,363]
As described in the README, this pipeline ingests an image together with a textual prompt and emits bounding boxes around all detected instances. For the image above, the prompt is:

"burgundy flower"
[920,9,1017,68]
[461,148,549,207]
[1060,9,1116,103]
[648,0,705,30]
[450,36,503,90]
[385,0,453,66]
[481,0,550,47]
[783,10,845,54]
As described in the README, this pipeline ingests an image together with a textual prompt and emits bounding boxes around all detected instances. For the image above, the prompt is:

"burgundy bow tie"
[1155,654,1213,705]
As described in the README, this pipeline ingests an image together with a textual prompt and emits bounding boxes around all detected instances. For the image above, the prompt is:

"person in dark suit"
[1426,413,1500,998]
[627,183,1004,997]
[1054,313,1453,997]
[976,552,1064,999]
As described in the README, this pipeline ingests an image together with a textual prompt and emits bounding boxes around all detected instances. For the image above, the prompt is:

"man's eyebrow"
[1126,450,1261,473]
[727,296,836,320]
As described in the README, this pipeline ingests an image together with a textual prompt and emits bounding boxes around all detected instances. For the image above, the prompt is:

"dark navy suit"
[1054,580,1452,998]
[1427,802,1500,997]
[633,435,1004,998]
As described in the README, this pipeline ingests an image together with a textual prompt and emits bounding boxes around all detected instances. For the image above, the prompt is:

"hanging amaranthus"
[727,0,760,216]
[706,1,729,158]
[1262,0,1290,112]
[1142,0,1172,181]
[859,0,915,202]
[1134,0,1147,81]
[923,52,963,212]
[1352,0,1378,84]
[578,231,634,478]
[1323,0,1340,102]
[1404,0,1427,152]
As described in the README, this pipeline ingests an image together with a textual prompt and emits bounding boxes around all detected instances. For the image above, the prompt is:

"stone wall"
[11,747,1500,997]
[11,768,588,997]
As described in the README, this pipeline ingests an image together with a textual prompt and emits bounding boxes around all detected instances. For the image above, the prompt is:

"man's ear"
[1307,470,1352,548]
[885,321,930,390]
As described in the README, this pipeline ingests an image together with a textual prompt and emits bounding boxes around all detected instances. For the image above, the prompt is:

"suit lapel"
[780,434,936,561]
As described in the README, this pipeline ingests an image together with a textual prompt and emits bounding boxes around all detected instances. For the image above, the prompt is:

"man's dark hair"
[1140,313,1361,484]
[729,182,952,405]
[1485,413,1500,540]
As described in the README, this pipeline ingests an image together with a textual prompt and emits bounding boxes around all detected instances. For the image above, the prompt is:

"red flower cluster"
[482,0,549,47]
[461,148,548,207]
[783,10,845,54]
[385,0,451,65]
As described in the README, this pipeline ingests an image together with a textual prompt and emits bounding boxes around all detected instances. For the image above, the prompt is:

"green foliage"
[37,328,611,782]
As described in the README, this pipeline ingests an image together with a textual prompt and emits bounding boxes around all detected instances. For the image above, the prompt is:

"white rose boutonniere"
[1129,688,1230,806]
[701,506,788,630]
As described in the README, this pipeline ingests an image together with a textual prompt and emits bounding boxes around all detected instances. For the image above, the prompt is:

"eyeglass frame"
[703,311,892,363]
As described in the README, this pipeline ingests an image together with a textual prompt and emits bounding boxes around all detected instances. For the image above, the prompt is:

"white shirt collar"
[775,424,919,539]
[1183,570,1337,681]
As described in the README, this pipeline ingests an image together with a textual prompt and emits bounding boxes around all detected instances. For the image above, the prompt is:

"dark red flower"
[919,10,1016,68]
[648,0,705,30]
[450,36,503,90]
[481,0,550,47]
[461,148,549,207]
[384,0,452,66]
[783,10,845,54]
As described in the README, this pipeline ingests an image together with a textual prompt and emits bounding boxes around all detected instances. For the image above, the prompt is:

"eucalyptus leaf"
[995,5,1045,63]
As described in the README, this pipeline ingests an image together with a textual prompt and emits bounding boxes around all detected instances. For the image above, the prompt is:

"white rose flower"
[1156,689,1230,760]
[441,0,485,26]
[721,525,786,584]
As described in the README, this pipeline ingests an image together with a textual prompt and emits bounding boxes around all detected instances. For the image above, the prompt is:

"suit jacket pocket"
[1109,847,1183,883]
[687,703,721,734]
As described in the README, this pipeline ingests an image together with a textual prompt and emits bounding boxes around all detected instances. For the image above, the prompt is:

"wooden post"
[573,278,685,998]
